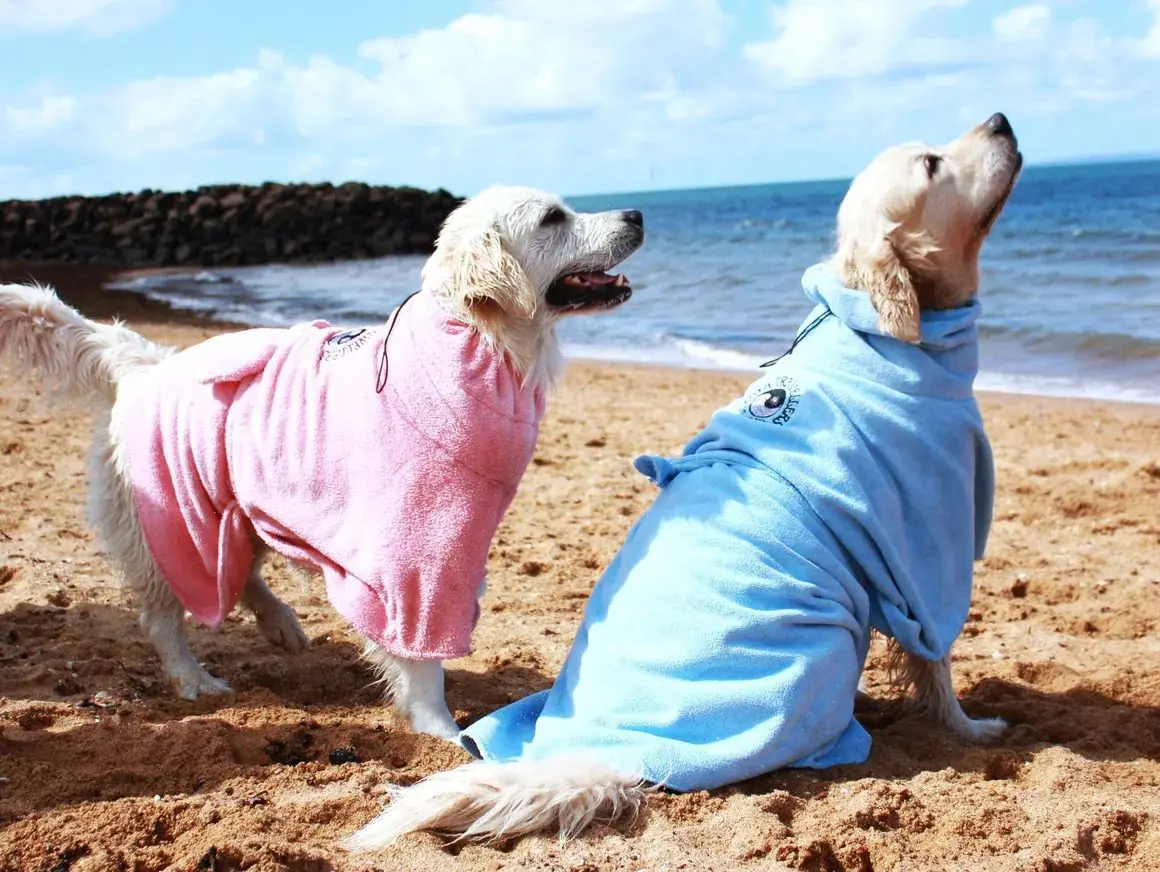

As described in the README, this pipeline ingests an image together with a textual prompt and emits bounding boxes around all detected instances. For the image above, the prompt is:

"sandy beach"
[1,269,1158,872]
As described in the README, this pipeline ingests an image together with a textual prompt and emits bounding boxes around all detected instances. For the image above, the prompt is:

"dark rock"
[190,194,219,219]
[328,747,361,765]
[0,182,462,267]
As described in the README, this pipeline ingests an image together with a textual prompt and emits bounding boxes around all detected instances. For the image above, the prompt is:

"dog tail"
[0,283,168,404]
[344,757,648,850]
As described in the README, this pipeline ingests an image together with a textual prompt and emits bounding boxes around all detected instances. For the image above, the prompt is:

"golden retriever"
[0,185,645,739]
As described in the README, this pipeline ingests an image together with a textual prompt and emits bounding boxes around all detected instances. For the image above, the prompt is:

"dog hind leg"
[241,557,309,653]
[902,648,1006,742]
[89,413,232,699]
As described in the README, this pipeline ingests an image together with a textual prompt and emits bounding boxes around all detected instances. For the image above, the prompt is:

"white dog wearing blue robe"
[347,113,1024,848]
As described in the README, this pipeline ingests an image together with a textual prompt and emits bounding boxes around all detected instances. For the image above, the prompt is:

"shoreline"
[0,260,249,330]
[4,259,1158,409]
[565,354,1160,412]
[562,351,1160,409]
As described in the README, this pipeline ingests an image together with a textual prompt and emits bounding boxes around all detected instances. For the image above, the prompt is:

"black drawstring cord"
[375,290,421,393]
[759,308,833,368]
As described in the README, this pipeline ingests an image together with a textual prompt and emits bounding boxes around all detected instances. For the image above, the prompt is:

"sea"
[111,159,1160,404]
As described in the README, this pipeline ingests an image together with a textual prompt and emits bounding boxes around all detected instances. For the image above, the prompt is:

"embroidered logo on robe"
[323,328,371,361]
[745,376,801,425]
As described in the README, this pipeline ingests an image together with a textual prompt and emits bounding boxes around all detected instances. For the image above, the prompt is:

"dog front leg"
[903,649,1006,743]
[140,603,233,700]
[362,642,460,740]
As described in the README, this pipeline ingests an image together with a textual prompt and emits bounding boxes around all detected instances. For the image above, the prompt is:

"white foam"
[562,339,766,372]
[191,271,234,284]
[565,341,1160,406]
[119,276,1160,407]
[669,337,768,370]
[974,371,1160,405]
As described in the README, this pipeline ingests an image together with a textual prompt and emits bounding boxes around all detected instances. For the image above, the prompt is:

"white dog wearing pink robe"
[0,185,644,738]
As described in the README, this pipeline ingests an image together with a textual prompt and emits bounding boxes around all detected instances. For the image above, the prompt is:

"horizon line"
[567,150,1160,202]
[4,150,1158,205]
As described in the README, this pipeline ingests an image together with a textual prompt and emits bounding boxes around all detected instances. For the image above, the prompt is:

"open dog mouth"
[546,271,633,313]
[980,151,1023,232]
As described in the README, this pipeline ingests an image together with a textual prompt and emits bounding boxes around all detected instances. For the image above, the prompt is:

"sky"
[1,0,1159,199]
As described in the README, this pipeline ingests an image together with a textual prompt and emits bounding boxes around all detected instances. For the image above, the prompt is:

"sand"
[1,270,1158,871]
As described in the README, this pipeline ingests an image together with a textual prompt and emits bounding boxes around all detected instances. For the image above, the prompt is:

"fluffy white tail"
[0,283,168,404]
[344,757,648,850]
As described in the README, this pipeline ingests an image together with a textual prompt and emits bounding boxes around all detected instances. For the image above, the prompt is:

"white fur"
[345,121,1020,851]
[343,758,648,849]
[424,185,644,392]
[0,185,643,732]
[0,283,170,401]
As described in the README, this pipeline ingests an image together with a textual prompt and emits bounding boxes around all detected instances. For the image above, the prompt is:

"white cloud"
[106,69,266,145]
[1046,18,1139,104]
[49,66,272,161]
[0,0,170,37]
[3,0,726,163]
[291,153,327,179]
[281,0,726,131]
[743,0,970,84]
[1138,0,1160,58]
[1057,17,1115,63]
[0,164,74,199]
[1,0,1159,199]
[5,95,75,134]
[993,4,1051,42]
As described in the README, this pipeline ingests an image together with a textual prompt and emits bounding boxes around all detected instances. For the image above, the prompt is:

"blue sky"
[2,0,1159,199]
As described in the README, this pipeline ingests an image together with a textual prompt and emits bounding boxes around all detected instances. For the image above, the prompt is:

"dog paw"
[955,716,1007,744]
[255,603,310,653]
[407,709,462,741]
[172,666,234,701]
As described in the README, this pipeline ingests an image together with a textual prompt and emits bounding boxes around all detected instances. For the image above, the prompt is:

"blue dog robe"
[461,264,995,792]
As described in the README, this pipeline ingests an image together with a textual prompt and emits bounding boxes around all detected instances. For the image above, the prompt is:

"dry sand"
[1,268,1158,871]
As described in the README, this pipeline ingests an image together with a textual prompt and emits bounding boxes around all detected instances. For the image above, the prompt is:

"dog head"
[832,113,1023,343]
[422,185,645,387]
[424,185,644,322]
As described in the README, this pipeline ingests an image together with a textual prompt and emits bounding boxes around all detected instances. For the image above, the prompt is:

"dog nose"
[986,112,1014,139]
[621,209,644,227]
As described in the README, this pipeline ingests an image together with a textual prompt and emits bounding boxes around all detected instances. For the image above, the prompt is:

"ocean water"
[112,160,1160,404]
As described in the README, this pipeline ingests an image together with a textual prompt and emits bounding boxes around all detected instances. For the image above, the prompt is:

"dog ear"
[450,227,537,321]
[865,236,921,344]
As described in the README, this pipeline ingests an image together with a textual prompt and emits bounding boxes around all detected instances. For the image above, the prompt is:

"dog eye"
[540,207,568,226]
[922,154,941,178]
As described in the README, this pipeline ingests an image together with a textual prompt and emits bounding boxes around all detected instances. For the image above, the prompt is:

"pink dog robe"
[122,289,545,660]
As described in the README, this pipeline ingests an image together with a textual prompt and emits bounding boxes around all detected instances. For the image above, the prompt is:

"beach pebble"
[46,588,71,608]
[328,747,361,765]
